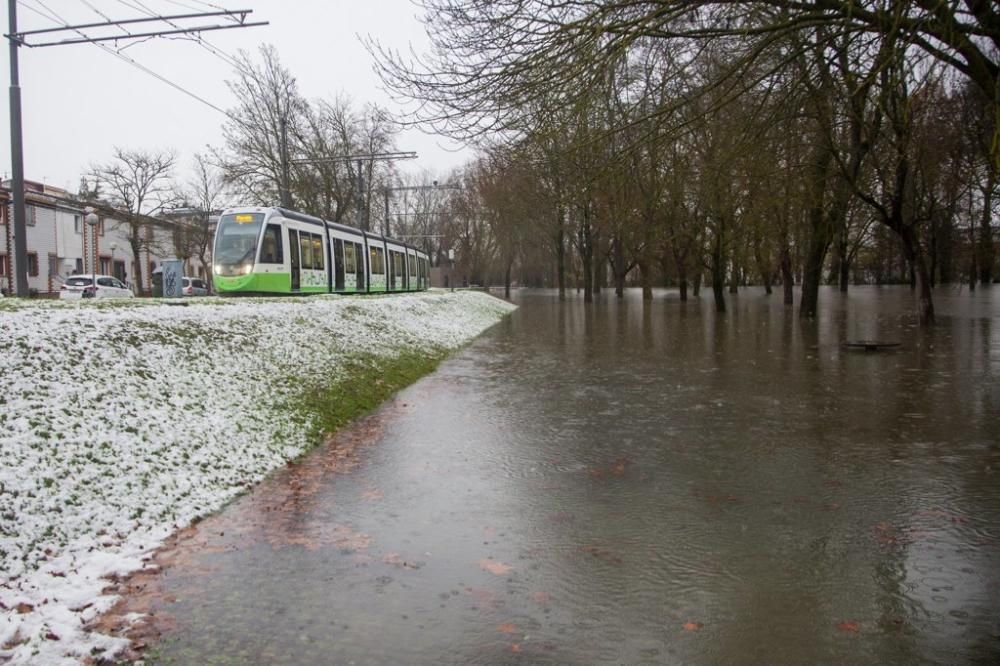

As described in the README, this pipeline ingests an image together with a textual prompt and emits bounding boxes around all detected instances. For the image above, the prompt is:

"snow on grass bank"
[0,291,515,664]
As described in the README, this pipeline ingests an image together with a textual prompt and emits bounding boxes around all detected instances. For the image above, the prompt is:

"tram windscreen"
[214,213,264,275]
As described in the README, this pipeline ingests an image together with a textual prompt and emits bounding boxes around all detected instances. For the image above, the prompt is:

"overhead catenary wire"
[120,0,249,73]
[21,0,240,120]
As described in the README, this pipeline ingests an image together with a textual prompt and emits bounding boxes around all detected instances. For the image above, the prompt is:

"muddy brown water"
[105,287,1000,664]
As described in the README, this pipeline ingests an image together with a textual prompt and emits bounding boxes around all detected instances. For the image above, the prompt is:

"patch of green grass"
[292,350,447,448]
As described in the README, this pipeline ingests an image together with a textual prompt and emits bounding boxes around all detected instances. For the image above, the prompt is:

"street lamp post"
[110,243,117,281]
[85,208,99,296]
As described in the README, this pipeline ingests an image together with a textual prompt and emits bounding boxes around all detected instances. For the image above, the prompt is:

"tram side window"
[260,224,283,263]
[313,235,324,271]
[345,243,356,274]
[300,232,313,270]
[409,254,417,277]
[370,247,385,274]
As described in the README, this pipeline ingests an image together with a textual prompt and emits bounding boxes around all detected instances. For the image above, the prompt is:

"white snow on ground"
[0,291,515,664]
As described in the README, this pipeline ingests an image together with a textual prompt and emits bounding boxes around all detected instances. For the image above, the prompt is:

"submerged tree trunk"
[799,141,836,320]
[711,234,726,312]
[611,235,627,298]
[837,235,850,292]
[639,259,653,301]
[899,226,935,324]
[799,235,829,319]
[555,207,566,301]
[780,233,794,305]
[579,205,594,304]
[979,179,995,285]
[673,243,690,302]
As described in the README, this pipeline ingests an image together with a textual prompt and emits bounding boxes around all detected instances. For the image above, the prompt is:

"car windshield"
[65,277,93,287]
[214,213,264,266]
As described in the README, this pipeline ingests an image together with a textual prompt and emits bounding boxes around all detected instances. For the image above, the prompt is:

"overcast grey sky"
[1,0,470,194]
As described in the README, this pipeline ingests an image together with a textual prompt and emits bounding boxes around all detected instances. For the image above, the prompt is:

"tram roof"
[220,206,427,256]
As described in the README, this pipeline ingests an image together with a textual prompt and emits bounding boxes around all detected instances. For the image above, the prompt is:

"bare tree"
[175,153,229,289]
[90,147,178,294]
[215,44,307,205]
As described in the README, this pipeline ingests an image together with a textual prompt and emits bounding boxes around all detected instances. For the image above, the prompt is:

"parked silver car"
[59,275,134,300]
[182,277,210,296]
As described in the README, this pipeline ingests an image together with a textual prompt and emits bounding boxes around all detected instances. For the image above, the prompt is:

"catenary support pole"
[8,2,28,297]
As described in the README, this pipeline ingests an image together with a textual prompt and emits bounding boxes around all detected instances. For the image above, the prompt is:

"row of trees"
[367,0,999,324]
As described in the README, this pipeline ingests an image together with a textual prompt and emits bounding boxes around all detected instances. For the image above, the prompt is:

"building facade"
[1,181,209,296]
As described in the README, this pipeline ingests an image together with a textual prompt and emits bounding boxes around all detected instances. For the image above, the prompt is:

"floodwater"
[116,287,1000,664]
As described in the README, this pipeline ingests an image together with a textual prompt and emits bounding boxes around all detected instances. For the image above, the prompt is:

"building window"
[48,253,59,277]
[74,215,83,234]
[26,206,36,226]
[0,254,7,276]
[74,258,83,274]
[27,253,38,277]
[100,257,111,275]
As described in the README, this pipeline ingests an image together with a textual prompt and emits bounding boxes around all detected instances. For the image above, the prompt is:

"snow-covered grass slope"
[0,291,515,664]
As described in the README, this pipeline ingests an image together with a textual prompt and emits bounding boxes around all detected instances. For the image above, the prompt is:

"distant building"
[1,181,211,296]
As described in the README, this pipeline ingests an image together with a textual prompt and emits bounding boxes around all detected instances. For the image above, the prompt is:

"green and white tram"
[212,207,431,295]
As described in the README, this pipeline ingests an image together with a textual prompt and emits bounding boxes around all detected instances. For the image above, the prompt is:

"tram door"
[334,239,345,291]
[289,229,301,291]
[355,242,365,291]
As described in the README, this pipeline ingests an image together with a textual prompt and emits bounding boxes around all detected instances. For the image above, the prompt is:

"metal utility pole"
[8,1,27,297]
[4,7,266,296]
[292,152,417,233]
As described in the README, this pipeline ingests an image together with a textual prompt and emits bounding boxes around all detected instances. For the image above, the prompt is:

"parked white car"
[59,275,134,300]
[182,277,209,296]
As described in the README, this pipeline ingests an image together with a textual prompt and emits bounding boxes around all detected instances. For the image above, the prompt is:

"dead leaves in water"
[589,457,632,479]
[578,545,623,565]
[381,552,421,570]
[479,558,512,575]
[837,621,860,633]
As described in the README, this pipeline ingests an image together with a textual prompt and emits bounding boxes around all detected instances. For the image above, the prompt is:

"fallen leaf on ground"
[682,621,703,632]
[532,591,552,604]
[498,623,516,634]
[837,621,860,633]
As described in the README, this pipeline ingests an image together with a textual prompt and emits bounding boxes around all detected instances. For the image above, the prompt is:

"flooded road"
[122,287,999,664]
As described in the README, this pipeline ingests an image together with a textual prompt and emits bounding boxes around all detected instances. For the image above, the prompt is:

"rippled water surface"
[140,287,999,664]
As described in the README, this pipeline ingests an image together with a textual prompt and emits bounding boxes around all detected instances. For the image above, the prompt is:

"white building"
[1,181,209,296]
